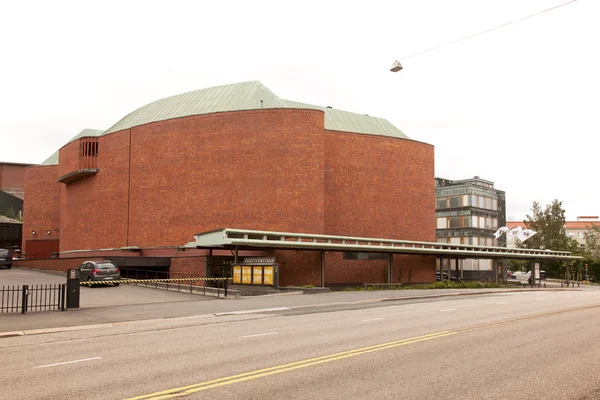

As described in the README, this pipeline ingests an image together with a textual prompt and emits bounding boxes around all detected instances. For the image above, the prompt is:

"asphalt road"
[2,289,600,399]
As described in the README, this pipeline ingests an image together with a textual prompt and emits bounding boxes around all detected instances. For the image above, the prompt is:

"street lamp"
[390,60,403,72]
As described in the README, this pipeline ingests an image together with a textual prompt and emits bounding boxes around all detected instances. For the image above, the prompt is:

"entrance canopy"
[185,228,581,261]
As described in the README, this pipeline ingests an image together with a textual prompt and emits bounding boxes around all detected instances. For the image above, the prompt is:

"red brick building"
[21,81,435,286]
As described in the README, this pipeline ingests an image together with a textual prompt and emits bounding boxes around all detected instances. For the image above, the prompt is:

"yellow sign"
[263,266,274,285]
[253,266,263,284]
[233,266,241,284]
[242,266,252,284]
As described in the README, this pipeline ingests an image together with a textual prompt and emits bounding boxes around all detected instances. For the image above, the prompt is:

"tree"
[516,200,580,278]
[4,207,16,220]
[585,226,600,259]
[580,226,600,282]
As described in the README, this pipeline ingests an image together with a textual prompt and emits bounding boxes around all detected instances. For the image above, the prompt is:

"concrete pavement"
[2,290,600,399]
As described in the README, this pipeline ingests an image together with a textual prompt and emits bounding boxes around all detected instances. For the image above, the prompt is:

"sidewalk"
[0,287,575,337]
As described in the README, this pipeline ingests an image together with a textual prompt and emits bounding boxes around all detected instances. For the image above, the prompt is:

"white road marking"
[239,332,279,339]
[33,357,102,369]
[215,307,290,316]
[361,318,385,322]
[440,309,456,312]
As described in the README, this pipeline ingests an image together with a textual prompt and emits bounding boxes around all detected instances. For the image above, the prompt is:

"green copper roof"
[283,99,406,138]
[41,129,104,166]
[104,81,408,139]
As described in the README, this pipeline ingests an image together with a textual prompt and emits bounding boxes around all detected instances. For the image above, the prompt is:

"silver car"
[78,260,121,286]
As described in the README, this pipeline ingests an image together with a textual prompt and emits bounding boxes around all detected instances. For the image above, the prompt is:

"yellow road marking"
[125,331,455,400]
[127,303,600,399]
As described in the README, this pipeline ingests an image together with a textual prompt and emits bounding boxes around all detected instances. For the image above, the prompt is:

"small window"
[462,216,471,228]
[449,216,461,228]
[492,199,498,210]
[449,197,461,208]
[485,198,492,210]
[436,217,447,229]
[436,199,448,209]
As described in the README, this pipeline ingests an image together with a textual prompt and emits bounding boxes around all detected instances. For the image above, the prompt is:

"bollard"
[224,278,228,298]
[66,269,81,309]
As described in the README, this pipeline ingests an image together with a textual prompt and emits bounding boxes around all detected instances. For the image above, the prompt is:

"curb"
[214,307,292,316]
[379,288,574,302]
[0,287,578,339]
[0,331,25,338]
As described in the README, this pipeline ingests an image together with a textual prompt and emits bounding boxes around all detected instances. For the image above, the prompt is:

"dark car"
[78,260,121,286]
[0,249,12,269]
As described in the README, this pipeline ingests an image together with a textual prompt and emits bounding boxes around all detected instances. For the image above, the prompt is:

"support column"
[388,254,393,284]
[494,259,499,284]
[456,258,460,282]
[321,251,325,288]
[234,247,239,264]
[440,256,445,282]
[566,261,570,287]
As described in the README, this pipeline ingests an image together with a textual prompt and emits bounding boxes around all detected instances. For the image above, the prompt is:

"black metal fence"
[106,268,230,298]
[0,284,66,314]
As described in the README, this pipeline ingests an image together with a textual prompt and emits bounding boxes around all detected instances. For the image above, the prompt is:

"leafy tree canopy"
[519,200,579,253]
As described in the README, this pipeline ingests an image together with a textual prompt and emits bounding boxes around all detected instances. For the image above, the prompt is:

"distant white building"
[506,216,600,250]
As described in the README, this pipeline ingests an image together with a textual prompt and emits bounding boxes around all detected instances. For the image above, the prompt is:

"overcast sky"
[1,0,597,222]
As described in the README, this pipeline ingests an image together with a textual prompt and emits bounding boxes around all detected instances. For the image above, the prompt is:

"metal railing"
[80,272,231,298]
[1,284,66,314]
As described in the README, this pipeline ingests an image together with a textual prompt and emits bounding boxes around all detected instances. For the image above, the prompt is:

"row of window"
[436,216,498,230]
[437,195,498,211]
[436,237,496,246]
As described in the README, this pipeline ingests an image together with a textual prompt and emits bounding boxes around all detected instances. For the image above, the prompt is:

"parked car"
[78,260,121,286]
[510,270,547,283]
[0,248,12,269]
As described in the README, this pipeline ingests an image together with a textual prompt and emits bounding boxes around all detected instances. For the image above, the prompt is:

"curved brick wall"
[58,109,326,251]
[30,108,435,284]
[324,131,435,241]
